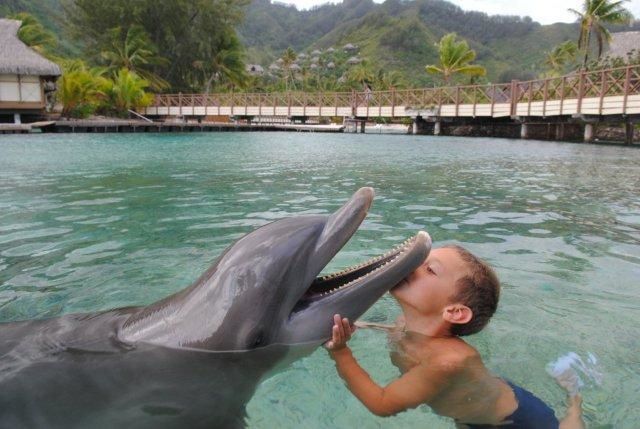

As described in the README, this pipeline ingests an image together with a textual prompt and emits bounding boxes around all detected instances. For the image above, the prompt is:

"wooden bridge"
[144,64,640,143]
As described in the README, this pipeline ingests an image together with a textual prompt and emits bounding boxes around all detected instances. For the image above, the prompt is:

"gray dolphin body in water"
[0,188,431,428]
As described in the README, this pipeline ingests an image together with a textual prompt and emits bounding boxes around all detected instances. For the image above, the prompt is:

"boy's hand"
[324,314,355,351]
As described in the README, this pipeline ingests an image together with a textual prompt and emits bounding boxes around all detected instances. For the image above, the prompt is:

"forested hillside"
[239,0,638,84]
[3,0,639,88]
[0,0,76,55]
[240,0,591,84]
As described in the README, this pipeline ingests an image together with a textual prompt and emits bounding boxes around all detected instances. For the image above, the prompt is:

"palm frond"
[455,65,486,77]
[425,65,443,75]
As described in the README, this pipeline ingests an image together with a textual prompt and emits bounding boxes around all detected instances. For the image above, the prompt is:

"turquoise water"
[0,132,638,428]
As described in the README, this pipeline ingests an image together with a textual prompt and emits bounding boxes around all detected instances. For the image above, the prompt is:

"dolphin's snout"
[315,187,374,254]
[358,186,375,199]
[416,231,433,254]
[349,187,375,214]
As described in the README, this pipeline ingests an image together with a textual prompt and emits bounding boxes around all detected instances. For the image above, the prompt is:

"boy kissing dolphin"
[0,187,431,428]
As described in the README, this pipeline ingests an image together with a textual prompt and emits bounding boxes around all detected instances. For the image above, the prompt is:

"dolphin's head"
[120,188,431,351]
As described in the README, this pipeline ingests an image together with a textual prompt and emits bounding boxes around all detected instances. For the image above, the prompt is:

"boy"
[326,245,584,429]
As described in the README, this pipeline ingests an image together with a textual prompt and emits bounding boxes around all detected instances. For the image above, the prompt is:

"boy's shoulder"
[426,337,481,373]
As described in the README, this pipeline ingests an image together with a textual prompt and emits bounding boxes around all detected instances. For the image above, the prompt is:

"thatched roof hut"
[343,43,358,52]
[1,19,61,119]
[605,31,640,62]
[245,64,264,76]
[0,19,61,76]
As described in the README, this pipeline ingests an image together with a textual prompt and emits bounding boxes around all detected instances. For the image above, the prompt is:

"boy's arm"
[326,314,452,417]
[330,347,452,417]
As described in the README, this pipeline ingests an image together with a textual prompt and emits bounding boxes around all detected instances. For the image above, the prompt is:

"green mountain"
[3,0,639,86]
[239,0,639,85]
[0,0,80,56]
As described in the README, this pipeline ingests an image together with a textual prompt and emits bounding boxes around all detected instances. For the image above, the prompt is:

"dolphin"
[0,187,431,428]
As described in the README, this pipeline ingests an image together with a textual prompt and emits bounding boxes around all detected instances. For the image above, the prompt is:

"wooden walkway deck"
[39,120,344,134]
[144,65,640,121]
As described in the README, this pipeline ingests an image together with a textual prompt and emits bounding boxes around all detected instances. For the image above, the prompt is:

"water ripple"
[0,133,638,427]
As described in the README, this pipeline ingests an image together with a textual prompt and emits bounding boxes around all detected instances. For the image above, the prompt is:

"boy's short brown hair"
[445,245,500,336]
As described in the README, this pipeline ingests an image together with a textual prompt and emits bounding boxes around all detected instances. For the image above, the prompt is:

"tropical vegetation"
[64,0,248,92]
[201,32,248,93]
[100,25,169,91]
[99,68,154,117]
[2,0,638,118]
[9,12,57,56]
[57,60,152,118]
[569,0,634,67]
[543,41,579,77]
[280,47,298,91]
[57,61,105,118]
[425,33,486,84]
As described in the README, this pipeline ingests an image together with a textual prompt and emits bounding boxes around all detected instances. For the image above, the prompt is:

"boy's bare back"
[386,323,517,425]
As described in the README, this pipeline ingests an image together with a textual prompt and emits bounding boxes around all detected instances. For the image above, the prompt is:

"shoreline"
[1,119,637,146]
[0,119,346,134]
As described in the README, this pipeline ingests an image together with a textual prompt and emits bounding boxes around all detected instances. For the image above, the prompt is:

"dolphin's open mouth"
[291,232,426,314]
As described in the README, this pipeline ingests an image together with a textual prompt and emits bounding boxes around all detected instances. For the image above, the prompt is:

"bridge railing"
[150,64,640,117]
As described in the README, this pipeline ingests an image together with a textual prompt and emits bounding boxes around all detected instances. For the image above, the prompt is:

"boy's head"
[390,245,500,337]
[443,245,500,336]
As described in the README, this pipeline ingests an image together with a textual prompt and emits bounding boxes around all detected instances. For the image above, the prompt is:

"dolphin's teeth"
[315,235,416,296]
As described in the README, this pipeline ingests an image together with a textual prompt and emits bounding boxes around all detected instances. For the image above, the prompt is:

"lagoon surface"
[0,132,639,428]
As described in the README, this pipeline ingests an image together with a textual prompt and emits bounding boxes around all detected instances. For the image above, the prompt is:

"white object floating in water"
[546,352,603,397]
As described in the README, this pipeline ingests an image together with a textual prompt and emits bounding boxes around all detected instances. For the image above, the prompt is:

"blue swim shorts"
[461,382,559,429]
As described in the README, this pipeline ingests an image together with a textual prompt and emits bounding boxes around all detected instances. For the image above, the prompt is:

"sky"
[282,0,640,25]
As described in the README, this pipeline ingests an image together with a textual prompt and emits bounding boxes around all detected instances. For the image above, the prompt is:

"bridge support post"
[555,123,564,140]
[434,120,441,136]
[520,123,529,139]
[360,121,365,133]
[584,123,595,143]
[625,122,634,145]
[412,119,418,135]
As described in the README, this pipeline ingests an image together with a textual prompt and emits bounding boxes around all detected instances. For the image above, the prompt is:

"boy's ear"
[442,304,472,325]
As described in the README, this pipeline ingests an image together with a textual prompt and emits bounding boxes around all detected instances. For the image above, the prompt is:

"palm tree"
[425,33,486,84]
[101,25,169,90]
[203,33,248,93]
[299,65,313,91]
[375,69,407,90]
[543,41,579,77]
[280,47,297,91]
[99,68,153,116]
[58,61,107,118]
[568,0,633,68]
[347,61,375,88]
[315,76,339,92]
[10,12,57,56]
